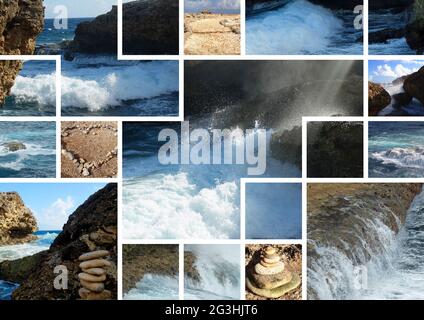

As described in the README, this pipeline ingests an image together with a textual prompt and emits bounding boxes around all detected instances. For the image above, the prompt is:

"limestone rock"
[0,0,44,104]
[79,259,111,270]
[79,250,110,261]
[79,288,112,300]
[246,273,301,299]
[0,192,37,245]
[82,268,106,276]
[78,272,106,283]
[80,279,104,293]
[369,82,391,116]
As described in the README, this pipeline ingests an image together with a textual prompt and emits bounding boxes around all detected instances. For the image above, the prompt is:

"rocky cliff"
[0,0,44,104]
[3,184,117,300]
[71,0,179,55]
[404,66,424,105]
[368,81,391,116]
[0,192,37,245]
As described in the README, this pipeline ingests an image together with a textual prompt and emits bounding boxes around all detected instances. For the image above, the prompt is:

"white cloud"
[374,64,418,79]
[35,197,75,231]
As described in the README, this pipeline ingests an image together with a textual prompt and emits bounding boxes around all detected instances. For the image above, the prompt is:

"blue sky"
[0,183,106,230]
[185,0,240,13]
[369,60,424,83]
[44,0,116,18]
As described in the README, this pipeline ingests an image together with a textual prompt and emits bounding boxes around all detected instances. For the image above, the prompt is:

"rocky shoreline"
[0,0,44,104]
[123,245,179,295]
[368,65,424,115]
[184,13,240,55]
[0,184,117,300]
[307,183,422,298]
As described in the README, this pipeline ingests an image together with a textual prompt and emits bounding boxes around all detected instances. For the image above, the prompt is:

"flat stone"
[79,288,112,300]
[78,272,106,283]
[249,268,293,289]
[79,252,107,263]
[82,268,106,276]
[80,279,105,293]
[82,168,90,177]
[246,273,301,299]
[255,261,285,275]
[79,259,111,269]
[262,255,280,264]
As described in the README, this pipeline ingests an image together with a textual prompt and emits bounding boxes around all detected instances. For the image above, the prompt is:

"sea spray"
[185,245,240,300]
[308,189,424,300]
[124,274,179,300]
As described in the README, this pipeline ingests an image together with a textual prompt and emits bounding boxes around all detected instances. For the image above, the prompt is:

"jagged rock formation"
[307,122,363,178]
[70,0,179,55]
[123,244,178,294]
[0,192,37,245]
[0,0,44,104]
[307,183,422,298]
[369,81,391,116]
[6,184,117,300]
[404,66,424,105]
[71,6,117,54]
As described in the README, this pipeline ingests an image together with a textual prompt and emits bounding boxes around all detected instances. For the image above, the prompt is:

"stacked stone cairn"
[78,250,112,300]
[246,246,301,299]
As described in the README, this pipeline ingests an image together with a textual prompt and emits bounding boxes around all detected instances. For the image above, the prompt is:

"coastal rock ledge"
[0,192,37,246]
[0,0,44,104]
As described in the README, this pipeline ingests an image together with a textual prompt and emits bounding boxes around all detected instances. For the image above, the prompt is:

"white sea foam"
[309,191,424,300]
[123,274,179,300]
[0,232,58,263]
[246,0,343,54]
[61,61,179,111]
[11,74,56,106]
[371,147,424,169]
[123,172,239,239]
[0,143,56,171]
[185,245,240,300]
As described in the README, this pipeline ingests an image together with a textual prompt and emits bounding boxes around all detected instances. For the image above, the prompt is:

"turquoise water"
[0,122,56,178]
[0,231,59,300]
[369,122,424,177]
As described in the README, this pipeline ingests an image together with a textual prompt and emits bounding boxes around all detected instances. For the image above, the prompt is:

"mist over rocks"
[0,0,44,104]
[8,184,117,300]
[0,192,37,246]
[185,60,363,129]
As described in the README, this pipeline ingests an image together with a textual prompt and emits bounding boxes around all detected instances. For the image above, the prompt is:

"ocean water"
[246,0,363,55]
[122,123,301,240]
[378,83,424,116]
[308,191,424,300]
[0,61,56,117]
[0,231,59,300]
[368,9,414,54]
[369,122,424,177]
[123,274,179,300]
[60,58,179,116]
[245,183,302,239]
[0,122,56,178]
[34,18,179,116]
[185,245,240,300]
